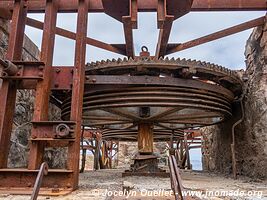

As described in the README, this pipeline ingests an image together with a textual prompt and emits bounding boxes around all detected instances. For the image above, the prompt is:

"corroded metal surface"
[61,57,242,141]
[0,0,262,194]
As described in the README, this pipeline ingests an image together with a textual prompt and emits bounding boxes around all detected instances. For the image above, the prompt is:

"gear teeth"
[196,60,202,65]
[153,56,158,61]
[210,64,215,69]
[146,57,152,61]
[85,57,239,85]
[192,59,197,64]
[181,58,186,64]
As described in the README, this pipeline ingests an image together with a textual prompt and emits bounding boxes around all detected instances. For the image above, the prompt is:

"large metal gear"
[61,50,242,141]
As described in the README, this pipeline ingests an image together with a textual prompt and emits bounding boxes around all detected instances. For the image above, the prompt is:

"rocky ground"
[0,169,266,200]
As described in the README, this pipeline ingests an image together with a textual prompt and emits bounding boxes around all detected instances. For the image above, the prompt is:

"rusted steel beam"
[156,0,174,58]
[122,17,134,58]
[166,0,193,20]
[0,61,44,80]
[0,0,27,168]
[166,16,265,54]
[156,0,194,58]
[184,133,191,169]
[52,66,73,90]
[1,0,266,13]
[31,121,75,139]
[0,169,73,190]
[0,8,12,19]
[28,0,58,170]
[168,155,184,200]
[191,0,267,11]
[122,0,137,58]
[67,0,89,189]
[26,17,126,55]
[101,0,129,22]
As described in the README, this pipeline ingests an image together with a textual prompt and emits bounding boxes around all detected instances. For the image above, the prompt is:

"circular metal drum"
[61,55,242,141]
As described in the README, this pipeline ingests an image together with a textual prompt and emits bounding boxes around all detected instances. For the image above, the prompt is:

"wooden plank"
[138,123,154,153]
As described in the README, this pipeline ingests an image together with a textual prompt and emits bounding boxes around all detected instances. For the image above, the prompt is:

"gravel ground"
[0,169,266,200]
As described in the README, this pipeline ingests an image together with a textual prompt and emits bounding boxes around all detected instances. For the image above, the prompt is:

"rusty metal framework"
[0,0,266,195]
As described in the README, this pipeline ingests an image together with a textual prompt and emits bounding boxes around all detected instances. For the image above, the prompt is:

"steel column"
[28,0,58,170]
[0,0,27,168]
[67,0,89,189]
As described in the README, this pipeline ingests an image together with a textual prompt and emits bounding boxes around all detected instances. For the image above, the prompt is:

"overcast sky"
[25,11,265,70]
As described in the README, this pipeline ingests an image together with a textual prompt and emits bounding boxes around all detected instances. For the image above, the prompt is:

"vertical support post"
[115,141,119,167]
[137,123,154,154]
[28,0,58,170]
[101,141,106,168]
[0,0,27,168]
[109,141,113,169]
[80,126,86,173]
[67,0,89,189]
[169,130,175,155]
[184,133,191,169]
[94,137,100,170]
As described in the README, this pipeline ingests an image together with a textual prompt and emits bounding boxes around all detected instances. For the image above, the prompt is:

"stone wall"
[117,142,169,168]
[202,18,267,179]
[0,18,66,169]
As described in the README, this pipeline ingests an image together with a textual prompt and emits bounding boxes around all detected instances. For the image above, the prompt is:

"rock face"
[235,19,267,179]
[0,18,66,169]
[202,17,267,179]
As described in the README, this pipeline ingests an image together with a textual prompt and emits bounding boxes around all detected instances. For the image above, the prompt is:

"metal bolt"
[56,68,61,73]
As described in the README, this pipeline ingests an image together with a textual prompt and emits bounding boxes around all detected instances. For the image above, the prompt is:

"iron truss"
[0,0,265,196]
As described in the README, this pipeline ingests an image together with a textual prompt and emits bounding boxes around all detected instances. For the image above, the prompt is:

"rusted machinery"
[61,48,242,175]
[0,0,265,195]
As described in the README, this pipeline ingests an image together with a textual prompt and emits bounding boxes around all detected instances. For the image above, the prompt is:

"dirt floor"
[0,169,266,200]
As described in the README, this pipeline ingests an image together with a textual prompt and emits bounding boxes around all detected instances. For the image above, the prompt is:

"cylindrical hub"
[138,123,154,154]
[0,59,19,76]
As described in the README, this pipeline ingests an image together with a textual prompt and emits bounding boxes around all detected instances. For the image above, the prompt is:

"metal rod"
[231,100,244,179]
[30,162,49,200]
